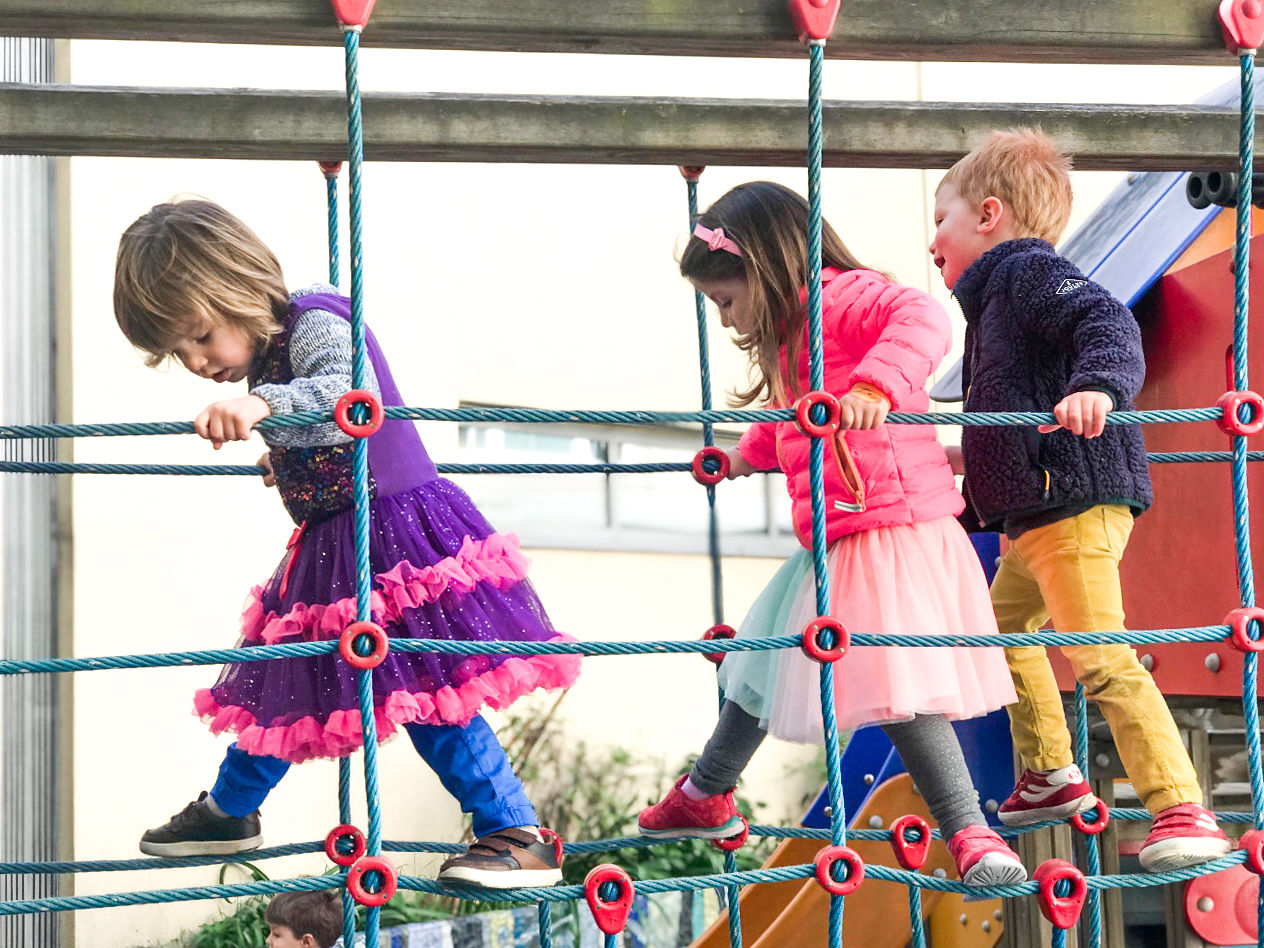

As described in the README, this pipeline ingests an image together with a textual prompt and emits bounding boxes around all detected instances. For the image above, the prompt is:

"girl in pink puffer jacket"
[638,182,1024,888]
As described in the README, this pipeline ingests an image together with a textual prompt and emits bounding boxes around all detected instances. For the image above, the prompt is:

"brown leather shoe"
[437,827,563,888]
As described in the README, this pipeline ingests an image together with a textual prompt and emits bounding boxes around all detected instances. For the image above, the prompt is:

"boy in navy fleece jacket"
[929,128,1228,871]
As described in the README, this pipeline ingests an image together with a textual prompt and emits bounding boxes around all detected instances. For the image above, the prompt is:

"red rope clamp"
[347,855,398,906]
[540,828,565,868]
[701,624,736,665]
[334,389,385,438]
[1221,0,1264,53]
[584,864,635,935]
[1071,801,1111,836]
[325,824,366,866]
[814,845,865,895]
[1217,390,1264,437]
[1226,607,1264,652]
[890,815,931,870]
[318,161,343,178]
[329,0,377,31]
[802,616,849,663]
[1034,859,1088,930]
[692,446,731,485]
[678,165,706,182]
[339,621,389,669]
[712,816,750,852]
[794,391,841,438]
[788,0,843,44]
[1240,828,1264,874]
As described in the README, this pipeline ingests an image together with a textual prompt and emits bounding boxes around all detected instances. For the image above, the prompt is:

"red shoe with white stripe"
[997,765,1096,826]
[1138,803,1230,872]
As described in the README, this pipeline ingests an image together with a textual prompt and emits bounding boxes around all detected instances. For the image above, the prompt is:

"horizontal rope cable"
[0,624,1235,677]
[0,405,1225,442]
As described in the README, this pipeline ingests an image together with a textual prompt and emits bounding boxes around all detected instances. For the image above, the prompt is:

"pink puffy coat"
[737,268,964,547]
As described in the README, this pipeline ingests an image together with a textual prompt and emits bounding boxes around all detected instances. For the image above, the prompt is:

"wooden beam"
[0,0,1237,65]
[0,84,1254,171]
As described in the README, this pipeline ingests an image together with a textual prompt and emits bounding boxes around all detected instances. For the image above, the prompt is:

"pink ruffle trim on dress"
[193,644,581,763]
[240,533,532,645]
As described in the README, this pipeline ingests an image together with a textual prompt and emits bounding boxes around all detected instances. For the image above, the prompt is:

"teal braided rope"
[1052,927,1067,948]
[343,25,385,943]
[537,901,552,948]
[0,624,1237,677]
[324,169,340,288]
[1073,683,1102,948]
[723,848,743,948]
[908,886,926,948]
[0,405,1227,442]
[0,874,342,916]
[687,175,726,626]
[338,754,354,948]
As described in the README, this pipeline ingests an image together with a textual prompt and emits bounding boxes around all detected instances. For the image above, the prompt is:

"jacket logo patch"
[1055,278,1087,295]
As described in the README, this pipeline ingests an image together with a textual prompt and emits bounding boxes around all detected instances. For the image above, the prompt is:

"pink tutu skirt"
[717,516,1016,743]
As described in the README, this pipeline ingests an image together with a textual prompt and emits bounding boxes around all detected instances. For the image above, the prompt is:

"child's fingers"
[193,408,212,441]
[1037,423,1062,434]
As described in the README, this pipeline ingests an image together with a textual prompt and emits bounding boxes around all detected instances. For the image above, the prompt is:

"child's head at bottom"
[680,180,870,407]
[930,127,1073,290]
[265,889,342,948]
[113,198,289,371]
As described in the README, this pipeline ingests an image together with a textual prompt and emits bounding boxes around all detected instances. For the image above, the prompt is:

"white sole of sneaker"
[438,867,564,889]
[1138,837,1232,872]
[638,818,745,840]
[138,834,263,857]
[962,852,1028,889]
[997,793,1096,827]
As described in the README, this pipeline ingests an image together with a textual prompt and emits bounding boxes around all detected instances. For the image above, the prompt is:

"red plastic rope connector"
[691,446,731,485]
[1216,390,1264,437]
[678,165,706,182]
[701,624,736,665]
[540,828,565,868]
[334,389,385,438]
[347,855,398,906]
[1071,801,1111,836]
[318,161,343,178]
[1240,828,1264,874]
[794,390,841,437]
[814,845,865,895]
[1226,607,1264,653]
[890,815,931,870]
[788,0,843,44]
[325,824,366,866]
[329,0,377,31]
[584,864,635,935]
[1035,859,1088,930]
[802,616,849,663]
[1221,0,1264,53]
[713,816,750,852]
[339,621,389,669]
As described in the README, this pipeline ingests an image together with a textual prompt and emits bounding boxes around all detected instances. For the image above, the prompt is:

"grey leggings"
[690,701,986,840]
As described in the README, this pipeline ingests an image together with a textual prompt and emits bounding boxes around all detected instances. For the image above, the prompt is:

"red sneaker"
[997,765,1096,826]
[637,775,745,839]
[946,826,1028,887]
[1138,803,1230,872]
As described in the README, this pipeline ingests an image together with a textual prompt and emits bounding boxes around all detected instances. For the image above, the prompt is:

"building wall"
[56,39,1237,946]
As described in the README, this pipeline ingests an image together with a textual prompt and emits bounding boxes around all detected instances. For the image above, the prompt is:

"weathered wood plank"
[0,0,1236,65]
[0,85,1252,170]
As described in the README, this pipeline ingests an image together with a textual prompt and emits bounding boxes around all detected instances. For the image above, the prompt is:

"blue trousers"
[210,715,537,838]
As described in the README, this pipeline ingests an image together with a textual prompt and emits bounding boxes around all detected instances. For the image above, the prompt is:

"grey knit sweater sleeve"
[250,308,381,447]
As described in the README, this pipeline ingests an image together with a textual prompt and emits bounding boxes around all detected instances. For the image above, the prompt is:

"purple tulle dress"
[194,291,580,763]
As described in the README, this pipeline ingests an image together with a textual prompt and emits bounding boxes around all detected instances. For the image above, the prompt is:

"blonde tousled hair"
[114,199,289,366]
[680,181,873,408]
[938,128,1073,244]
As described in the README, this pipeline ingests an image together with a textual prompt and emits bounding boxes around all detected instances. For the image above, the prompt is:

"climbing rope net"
[2,2,1264,947]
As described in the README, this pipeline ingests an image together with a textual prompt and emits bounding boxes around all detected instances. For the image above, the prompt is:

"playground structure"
[2,1,1264,948]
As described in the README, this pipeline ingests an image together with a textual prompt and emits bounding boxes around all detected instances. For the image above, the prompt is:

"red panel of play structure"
[1052,238,1264,697]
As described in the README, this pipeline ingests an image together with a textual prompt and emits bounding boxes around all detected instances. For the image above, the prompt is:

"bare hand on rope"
[194,395,272,449]
[257,451,276,487]
[1039,390,1112,439]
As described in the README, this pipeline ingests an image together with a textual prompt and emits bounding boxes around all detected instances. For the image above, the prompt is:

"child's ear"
[977,196,1006,235]
[300,936,319,948]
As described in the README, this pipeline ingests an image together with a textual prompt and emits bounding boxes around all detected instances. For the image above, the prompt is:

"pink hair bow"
[693,224,742,257]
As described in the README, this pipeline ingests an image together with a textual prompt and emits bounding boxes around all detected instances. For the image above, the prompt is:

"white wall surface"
[52,38,1238,946]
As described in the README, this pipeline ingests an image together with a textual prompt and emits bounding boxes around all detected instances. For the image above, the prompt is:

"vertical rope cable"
[907,886,926,948]
[804,37,847,947]
[1072,683,1101,948]
[343,25,383,946]
[325,171,340,288]
[537,900,552,948]
[723,848,744,948]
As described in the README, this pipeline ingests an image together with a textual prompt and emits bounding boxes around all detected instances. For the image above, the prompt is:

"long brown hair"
[680,181,871,407]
